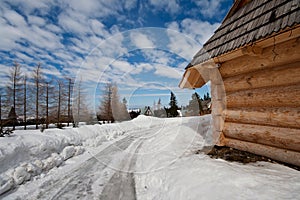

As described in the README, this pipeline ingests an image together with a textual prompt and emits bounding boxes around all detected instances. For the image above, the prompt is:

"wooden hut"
[179,0,300,166]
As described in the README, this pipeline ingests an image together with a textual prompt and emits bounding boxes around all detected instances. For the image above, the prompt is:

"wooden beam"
[223,122,300,152]
[223,62,300,93]
[225,107,300,129]
[218,37,300,78]
[226,84,300,108]
[224,137,300,166]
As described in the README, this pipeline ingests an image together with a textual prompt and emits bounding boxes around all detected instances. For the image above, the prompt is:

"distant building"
[144,106,153,116]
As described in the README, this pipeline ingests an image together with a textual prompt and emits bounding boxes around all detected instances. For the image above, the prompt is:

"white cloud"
[132,63,154,75]
[153,64,183,79]
[149,0,180,14]
[2,0,51,15]
[58,12,90,35]
[27,15,46,26]
[89,20,110,38]
[193,0,225,19]
[166,19,220,59]
[3,9,27,27]
[123,0,137,10]
[130,32,155,49]
[111,60,135,73]
[180,18,220,44]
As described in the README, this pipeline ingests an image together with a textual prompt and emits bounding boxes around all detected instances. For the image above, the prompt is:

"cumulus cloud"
[193,0,228,19]
[130,32,155,49]
[153,64,183,79]
[166,19,220,59]
[149,0,180,14]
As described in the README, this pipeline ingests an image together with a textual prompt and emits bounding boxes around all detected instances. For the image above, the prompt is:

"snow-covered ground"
[0,115,299,199]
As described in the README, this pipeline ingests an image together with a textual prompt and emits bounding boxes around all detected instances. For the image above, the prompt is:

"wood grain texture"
[219,37,300,78]
[225,137,300,166]
[223,122,300,152]
[226,84,300,108]
[225,107,300,129]
[224,62,300,93]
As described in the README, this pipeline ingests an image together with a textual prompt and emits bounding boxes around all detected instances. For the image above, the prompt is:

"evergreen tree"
[165,92,179,117]
[204,92,211,101]
[187,92,203,116]
[157,98,161,110]
[8,106,17,126]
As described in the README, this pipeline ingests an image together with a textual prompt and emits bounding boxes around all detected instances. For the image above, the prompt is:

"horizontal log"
[223,122,300,152]
[224,137,300,166]
[219,37,300,78]
[224,62,300,93]
[226,84,300,108]
[225,107,300,129]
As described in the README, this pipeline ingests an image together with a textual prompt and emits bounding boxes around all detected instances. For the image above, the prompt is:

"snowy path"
[2,116,300,200]
[4,127,156,200]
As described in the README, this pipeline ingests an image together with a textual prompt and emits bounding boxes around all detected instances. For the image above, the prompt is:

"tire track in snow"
[27,134,139,199]
[99,138,144,200]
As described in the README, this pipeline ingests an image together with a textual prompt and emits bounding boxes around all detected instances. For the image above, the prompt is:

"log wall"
[218,35,300,166]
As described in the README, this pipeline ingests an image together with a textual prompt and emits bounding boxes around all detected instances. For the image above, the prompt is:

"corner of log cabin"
[180,0,300,166]
[217,33,300,166]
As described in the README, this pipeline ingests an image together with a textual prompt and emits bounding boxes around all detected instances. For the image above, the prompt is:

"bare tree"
[0,93,2,127]
[57,80,63,127]
[72,78,90,126]
[111,85,130,121]
[6,62,23,129]
[32,63,42,129]
[98,83,129,122]
[23,75,27,130]
[98,83,114,122]
[66,78,73,127]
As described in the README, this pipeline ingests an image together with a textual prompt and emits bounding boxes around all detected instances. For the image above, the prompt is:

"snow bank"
[0,115,181,195]
[134,115,300,200]
[134,115,211,173]
[135,155,300,200]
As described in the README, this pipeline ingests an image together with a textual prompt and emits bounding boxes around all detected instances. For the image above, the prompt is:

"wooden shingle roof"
[189,0,300,67]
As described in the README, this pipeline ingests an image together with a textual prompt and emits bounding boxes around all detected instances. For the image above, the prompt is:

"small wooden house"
[179,0,300,166]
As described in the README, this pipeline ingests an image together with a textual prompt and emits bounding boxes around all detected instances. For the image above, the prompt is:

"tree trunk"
[24,77,27,130]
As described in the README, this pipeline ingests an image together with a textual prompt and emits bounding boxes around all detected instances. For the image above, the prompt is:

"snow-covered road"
[31,134,141,199]
[2,125,167,200]
[1,115,300,200]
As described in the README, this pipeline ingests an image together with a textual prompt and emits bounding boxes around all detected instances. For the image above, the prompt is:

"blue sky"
[0,0,232,110]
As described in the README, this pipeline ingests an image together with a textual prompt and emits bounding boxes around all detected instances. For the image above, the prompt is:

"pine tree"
[187,92,203,116]
[157,98,161,110]
[165,92,179,117]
